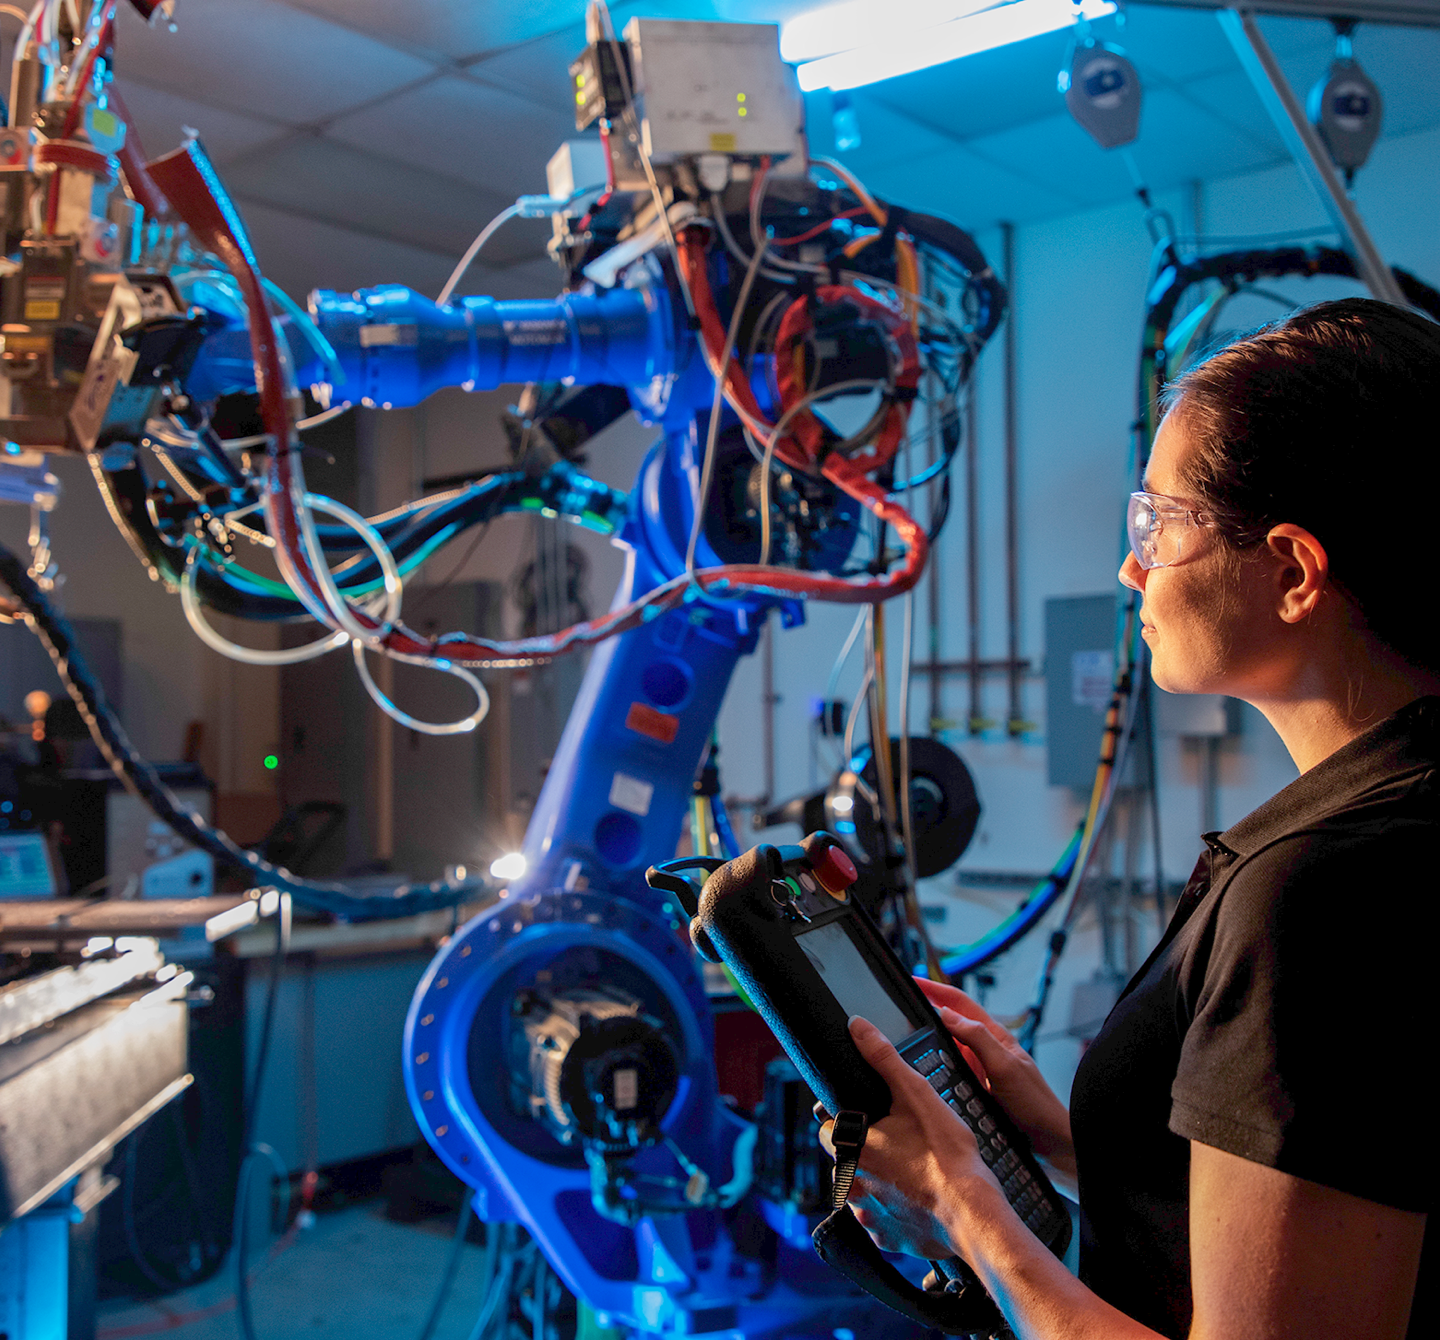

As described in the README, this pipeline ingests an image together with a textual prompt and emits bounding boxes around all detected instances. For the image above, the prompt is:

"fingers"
[917,978,1015,1045]
[847,1016,935,1100]
[915,976,989,1021]
[937,1005,1016,1082]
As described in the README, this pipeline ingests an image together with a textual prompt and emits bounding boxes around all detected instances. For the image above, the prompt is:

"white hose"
[180,493,401,666]
[351,642,490,736]
[296,492,402,644]
[180,573,348,666]
[437,203,522,308]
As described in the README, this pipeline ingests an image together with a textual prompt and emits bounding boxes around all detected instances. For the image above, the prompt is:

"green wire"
[191,528,453,603]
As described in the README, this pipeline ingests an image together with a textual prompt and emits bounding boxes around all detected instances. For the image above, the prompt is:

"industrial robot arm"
[0,9,1010,1334]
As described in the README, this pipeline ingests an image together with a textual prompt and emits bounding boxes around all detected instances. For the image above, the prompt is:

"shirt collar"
[1214,695,1440,859]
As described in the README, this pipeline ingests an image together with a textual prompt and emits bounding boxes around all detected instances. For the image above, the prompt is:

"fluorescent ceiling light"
[789,0,1118,92]
[780,0,993,63]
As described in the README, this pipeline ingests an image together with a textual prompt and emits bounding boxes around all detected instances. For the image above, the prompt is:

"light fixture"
[781,0,993,64]
[786,0,1118,93]
[490,852,527,881]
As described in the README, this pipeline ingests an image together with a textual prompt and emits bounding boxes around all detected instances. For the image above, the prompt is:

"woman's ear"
[1264,524,1329,624]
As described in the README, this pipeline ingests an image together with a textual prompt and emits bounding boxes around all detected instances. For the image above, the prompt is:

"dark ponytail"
[1165,297,1440,671]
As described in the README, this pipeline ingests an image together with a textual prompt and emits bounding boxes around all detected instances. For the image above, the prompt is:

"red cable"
[770,206,866,246]
[145,141,332,632]
[771,283,918,465]
[107,84,169,217]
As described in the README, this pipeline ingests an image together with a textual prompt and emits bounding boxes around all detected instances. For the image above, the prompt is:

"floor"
[96,1203,492,1340]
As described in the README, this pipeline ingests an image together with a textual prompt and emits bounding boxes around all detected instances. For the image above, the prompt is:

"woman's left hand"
[819,1015,1005,1261]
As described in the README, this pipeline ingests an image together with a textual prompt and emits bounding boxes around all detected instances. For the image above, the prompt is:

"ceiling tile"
[240,198,563,308]
[952,115,1120,215]
[862,140,1078,232]
[1126,87,1286,189]
[1179,67,1297,162]
[220,135,551,261]
[280,0,591,63]
[114,0,437,125]
[240,199,456,300]
[112,77,288,166]
[804,92,962,176]
[462,22,595,115]
[98,0,1440,290]
[1116,7,1257,84]
[327,75,579,201]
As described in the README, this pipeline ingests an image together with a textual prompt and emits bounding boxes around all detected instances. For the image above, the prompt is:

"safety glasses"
[1126,491,1220,569]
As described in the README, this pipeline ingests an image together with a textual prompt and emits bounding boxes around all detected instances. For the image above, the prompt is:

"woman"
[825,297,1435,1339]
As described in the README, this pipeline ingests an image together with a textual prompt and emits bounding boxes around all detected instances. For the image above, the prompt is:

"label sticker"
[359,323,419,347]
[1071,649,1114,712]
[625,702,679,744]
[609,772,654,817]
[501,318,567,347]
[612,1068,638,1111]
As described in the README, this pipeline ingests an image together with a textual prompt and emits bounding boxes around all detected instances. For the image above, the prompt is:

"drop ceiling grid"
[93,1,1440,295]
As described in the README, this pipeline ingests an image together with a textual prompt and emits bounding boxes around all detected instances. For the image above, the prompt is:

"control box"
[623,19,806,165]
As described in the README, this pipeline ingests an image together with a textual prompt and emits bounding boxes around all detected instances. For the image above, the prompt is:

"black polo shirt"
[1070,696,1437,1339]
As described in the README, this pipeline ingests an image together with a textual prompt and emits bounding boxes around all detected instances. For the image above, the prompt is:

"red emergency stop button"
[812,843,857,897]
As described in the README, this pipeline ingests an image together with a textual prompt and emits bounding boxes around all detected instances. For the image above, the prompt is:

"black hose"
[0,539,490,920]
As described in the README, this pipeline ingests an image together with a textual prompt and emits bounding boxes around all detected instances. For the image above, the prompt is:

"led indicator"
[737,93,746,102]
[263,754,279,770]
[739,107,747,116]
[576,91,586,105]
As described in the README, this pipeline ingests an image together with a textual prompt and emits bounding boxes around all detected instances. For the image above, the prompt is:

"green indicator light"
[263,754,279,771]
[737,92,746,102]
[738,107,747,117]
[576,91,586,105]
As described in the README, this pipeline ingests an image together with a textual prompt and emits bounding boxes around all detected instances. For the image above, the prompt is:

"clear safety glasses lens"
[1126,492,1189,570]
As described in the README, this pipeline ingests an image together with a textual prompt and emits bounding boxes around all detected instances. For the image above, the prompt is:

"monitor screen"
[0,831,57,899]
[796,919,922,1045]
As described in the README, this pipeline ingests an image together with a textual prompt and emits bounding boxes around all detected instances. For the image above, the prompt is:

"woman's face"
[1119,415,1285,699]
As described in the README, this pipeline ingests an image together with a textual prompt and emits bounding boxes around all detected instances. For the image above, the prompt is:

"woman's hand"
[916,978,1076,1179]
[819,1016,1009,1261]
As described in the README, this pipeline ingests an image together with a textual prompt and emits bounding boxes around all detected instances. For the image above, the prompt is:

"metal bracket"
[1217,8,1407,306]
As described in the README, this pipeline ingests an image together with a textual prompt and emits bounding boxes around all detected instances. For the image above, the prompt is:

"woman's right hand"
[916,977,1077,1180]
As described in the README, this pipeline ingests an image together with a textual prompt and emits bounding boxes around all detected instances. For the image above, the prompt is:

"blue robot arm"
[132,126,1002,1339]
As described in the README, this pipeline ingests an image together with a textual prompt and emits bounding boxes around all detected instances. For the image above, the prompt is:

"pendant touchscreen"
[796,920,921,1045]
[655,831,1072,1271]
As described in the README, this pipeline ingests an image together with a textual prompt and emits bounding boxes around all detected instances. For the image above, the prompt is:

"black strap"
[829,1109,868,1210]
[812,1206,1006,1336]
[811,1109,1007,1336]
